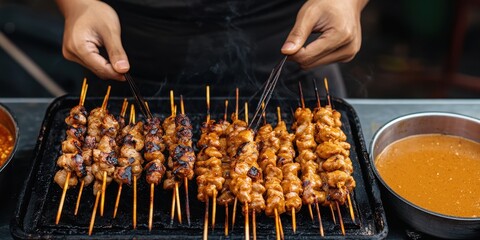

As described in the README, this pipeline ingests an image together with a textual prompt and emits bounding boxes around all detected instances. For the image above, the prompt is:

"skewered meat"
[313,105,356,205]
[170,114,195,180]
[91,110,120,195]
[54,169,78,188]
[143,117,166,186]
[274,120,303,214]
[255,123,285,217]
[196,120,225,202]
[54,104,89,188]
[162,115,177,190]
[228,116,265,213]
[113,121,144,186]
[215,119,235,206]
[292,107,326,205]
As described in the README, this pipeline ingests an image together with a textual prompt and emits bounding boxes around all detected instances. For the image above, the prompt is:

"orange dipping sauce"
[375,134,480,218]
[0,123,14,167]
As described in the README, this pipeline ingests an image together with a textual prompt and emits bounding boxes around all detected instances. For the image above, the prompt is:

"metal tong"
[249,55,288,130]
[124,72,153,119]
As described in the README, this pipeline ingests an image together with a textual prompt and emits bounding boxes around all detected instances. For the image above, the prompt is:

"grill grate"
[12,96,387,239]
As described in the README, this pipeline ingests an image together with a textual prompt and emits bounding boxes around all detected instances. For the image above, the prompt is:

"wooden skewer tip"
[149,183,154,231]
[56,171,71,224]
[113,183,122,218]
[74,179,85,216]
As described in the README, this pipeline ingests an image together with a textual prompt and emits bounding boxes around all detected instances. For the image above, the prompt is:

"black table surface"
[1,98,479,239]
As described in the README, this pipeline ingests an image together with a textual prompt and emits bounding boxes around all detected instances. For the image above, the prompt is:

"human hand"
[56,0,129,81]
[281,0,368,69]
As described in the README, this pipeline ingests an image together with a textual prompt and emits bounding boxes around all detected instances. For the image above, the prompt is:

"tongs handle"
[249,55,287,130]
[124,72,153,119]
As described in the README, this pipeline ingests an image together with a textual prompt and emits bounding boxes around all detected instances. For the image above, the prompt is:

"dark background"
[0,0,479,98]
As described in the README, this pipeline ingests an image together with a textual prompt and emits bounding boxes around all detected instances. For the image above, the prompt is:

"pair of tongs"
[249,55,288,130]
[124,72,153,119]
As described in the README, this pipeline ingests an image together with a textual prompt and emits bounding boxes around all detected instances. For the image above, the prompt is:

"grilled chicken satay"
[143,117,166,188]
[291,107,326,206]
[91,111,120,197]
[274,117,302,232]
[162,112,186,224]
[215,119,234,208]
[54,105,89,189]
[143,116,167,230]
[196,120,225,203]
[171,113,195,181]
[55,80,90,224]
[314,105,355,205]
[196,118,227,237]
[256,123,285,218]
[114,121,144,187]
[227,115,265,215]
[162,114,178,191]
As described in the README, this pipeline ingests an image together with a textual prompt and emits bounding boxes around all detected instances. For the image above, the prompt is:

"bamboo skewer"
[170,187,176,225]
[133,175,137,229]
[74,81,89,216]
[175,182,182,224]
[58,79,88,221]
[56,171,71,224]
[101,171,107,217]
[330,204,337,224]
[232,192,237,231]
[149,182,154,231]
[336,201,345,236]
[224,204,229,236]
[88,86,112,234]
[245,203,250,240]
[212,190,217,230]
[88,191,101,236]
[292,208,297,233]
[324,78,332,108]
[274,208,280,240]
[253,210,257,240]
[278,212,284,240]
[315,201,324,237]
[347,193,355,222]
[203,196,209,240]
[308,204,314,222]
[184,176,191,226]
[113,184,123,218]
[74,179,85,216]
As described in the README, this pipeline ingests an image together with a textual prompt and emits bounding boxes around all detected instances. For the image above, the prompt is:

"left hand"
[281,0,368,69]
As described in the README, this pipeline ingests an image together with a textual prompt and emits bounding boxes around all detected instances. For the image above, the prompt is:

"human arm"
[281,0,369,69]
[56,0,129,81]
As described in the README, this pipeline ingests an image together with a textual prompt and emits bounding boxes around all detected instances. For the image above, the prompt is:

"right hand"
[57,0,129,81]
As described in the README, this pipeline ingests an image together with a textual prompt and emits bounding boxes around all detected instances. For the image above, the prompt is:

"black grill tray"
[11,95,387,239]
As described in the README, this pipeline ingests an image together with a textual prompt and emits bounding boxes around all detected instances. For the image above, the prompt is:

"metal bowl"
[0,103,18,172]
[370,112,480,239]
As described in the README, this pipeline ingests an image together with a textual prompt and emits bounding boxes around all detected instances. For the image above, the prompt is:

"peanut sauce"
[375,134,480,218]
[0,123,14,167]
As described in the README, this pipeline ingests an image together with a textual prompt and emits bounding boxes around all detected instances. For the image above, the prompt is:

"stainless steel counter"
[1,98,479,239]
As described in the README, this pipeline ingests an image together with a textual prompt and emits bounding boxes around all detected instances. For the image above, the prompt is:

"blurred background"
[0,0,479,98]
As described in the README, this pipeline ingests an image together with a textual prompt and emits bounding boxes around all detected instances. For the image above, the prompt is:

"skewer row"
[53,79,357,238]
